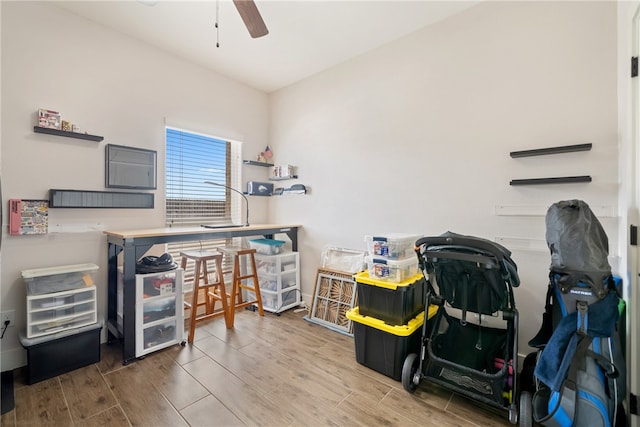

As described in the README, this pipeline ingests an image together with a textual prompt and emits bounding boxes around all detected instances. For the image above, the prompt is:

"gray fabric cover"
[545,200,611,297]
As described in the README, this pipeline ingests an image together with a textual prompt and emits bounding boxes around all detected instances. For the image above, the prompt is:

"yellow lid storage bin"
[346,306,437,381]
[354,271,426,326]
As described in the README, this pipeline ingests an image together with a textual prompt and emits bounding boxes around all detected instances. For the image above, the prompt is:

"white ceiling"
[52,1,480,93]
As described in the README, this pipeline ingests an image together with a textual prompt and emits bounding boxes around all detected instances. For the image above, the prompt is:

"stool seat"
[180,249,231,343]
[218,246,264,326]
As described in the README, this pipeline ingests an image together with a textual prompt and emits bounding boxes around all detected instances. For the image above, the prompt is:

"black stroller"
[522,200,626,426]
[402,231,525,425]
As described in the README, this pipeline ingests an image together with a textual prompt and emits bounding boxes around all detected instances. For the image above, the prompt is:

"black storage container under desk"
[19,321,102,385]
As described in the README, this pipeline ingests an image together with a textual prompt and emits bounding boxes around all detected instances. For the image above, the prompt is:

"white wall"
[0,1,270,369]
[269,1,619,357]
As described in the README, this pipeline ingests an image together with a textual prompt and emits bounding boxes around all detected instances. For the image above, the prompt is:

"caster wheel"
[402,353,420,393]
[518,391,532,427]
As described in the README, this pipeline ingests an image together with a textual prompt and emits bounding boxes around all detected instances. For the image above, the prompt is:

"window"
[166,127,230,227]
[165,127,242,287]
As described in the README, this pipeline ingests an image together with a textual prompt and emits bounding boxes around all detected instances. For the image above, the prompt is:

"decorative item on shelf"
[9,199,49,235]
[246,181,274,196]
[263,145,273,159]
[257,145,273,163]
[37,108,61,130]
[283,184,307,195]
[271,164,295,180]
[61,120,72,132]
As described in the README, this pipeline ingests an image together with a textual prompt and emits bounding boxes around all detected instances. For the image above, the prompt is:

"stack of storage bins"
[19,264,102,384]
[347,233,431,381]
[247,238,301,313]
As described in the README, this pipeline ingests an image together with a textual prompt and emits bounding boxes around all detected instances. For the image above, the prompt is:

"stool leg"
[187,259,202,344]
[201,261,213,315]
[247,253,265,316]
[234,255,244,305]
[215,256,232,329]
[227,251,265,326]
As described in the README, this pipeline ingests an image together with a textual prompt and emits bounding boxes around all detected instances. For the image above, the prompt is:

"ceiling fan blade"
[232,0,269,38]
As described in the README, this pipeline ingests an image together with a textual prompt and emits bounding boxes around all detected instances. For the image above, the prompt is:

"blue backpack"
[531,200,626,427]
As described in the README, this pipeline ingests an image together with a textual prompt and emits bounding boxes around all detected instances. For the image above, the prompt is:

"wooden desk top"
[104,224,301,239]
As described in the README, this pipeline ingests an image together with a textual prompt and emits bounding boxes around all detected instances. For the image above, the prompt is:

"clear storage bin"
[21,263,99,295]
[364,234,422,260]
[249,238,286,255]
[364,256,418,282]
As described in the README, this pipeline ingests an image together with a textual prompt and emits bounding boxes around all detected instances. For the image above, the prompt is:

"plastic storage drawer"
[135,269,183,357]
[355,271,426,326]
[255,252,298,274]
[247,287,300,313]
[364,233,421,259]
[21,263,98,295]
[364,256,418,282]
[26,286,97,338]
[346,307,433,381]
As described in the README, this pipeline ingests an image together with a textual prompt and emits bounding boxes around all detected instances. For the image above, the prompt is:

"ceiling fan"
[232,0,268,38]
[138,0,268,39]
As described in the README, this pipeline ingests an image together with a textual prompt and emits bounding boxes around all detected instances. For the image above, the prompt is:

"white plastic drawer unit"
[251,252,301,313]
[255,252,298,275]
[26,286,97,338]
[135,269,184,357]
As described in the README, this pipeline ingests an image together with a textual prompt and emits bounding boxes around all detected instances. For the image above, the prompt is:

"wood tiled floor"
[0,309,513,426]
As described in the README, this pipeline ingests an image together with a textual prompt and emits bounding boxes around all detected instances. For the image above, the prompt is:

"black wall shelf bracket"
[510,176,592,186]
[510,143,592,158]
[34,126,104,142]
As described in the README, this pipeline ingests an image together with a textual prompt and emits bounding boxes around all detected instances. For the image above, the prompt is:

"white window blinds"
[165,127,240,227]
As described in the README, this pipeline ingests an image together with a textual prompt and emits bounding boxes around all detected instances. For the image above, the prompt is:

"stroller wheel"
[518,391,533,427]
[402,353,420,393]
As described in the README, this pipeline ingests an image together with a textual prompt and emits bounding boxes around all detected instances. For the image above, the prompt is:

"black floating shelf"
[34,126,104,142]
[510,176,592,186]
[510,143,592,158]
[243,160,272,167]
[49,189,154,208]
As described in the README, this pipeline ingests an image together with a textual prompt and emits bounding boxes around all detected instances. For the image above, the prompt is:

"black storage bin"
[355,271,425,326]
[346,307,428,380]
[19,322,102,384]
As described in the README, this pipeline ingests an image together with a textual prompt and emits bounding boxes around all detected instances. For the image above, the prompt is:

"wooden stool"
[219,246,264,326]
[180,250,231,343]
